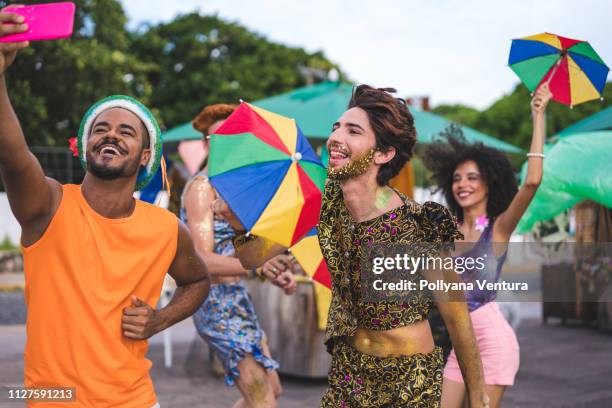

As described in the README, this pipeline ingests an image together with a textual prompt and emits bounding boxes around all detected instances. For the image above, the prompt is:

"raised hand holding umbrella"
[509,32,609,107]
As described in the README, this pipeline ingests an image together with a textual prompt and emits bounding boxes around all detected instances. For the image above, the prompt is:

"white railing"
[0,193,20,246]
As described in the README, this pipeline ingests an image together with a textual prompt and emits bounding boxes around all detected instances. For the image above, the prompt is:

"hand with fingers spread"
[0,8,30,75]
[531,82,553,116]
[122,295,161,340]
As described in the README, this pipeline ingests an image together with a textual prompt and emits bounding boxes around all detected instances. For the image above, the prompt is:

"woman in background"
[424,84,552,408]
[182,103,296,408]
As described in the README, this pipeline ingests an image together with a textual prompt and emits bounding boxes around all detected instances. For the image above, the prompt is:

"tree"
[6,0,155,146]
[4,1,343,145]
[431,104,480,128]
[130,13,345,128]
[433,83,612,149]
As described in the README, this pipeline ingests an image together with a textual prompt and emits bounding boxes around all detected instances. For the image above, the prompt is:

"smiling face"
[327,107,375,169]
[452,160,488,210]
[327,107,399,182]
[85,108,151,182]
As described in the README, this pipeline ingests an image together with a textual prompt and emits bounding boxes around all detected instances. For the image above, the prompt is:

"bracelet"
[232,233,257,249]
[254,267,266,282]
[246,268,265,281]
[526,152,545,158]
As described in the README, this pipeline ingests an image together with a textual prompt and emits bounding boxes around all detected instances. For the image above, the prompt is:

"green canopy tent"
[556,106,612,138]
[517,130,612,233]
[163,122,199,144]
[163,81,522,153]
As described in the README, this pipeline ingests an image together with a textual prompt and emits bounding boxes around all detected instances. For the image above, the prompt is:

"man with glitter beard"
[219,85,489,407]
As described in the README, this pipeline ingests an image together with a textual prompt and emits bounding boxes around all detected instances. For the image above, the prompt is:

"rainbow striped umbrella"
[509,33,609,107]
[208,102,327,247]
[291,227,331,330]
[290,227,331,289]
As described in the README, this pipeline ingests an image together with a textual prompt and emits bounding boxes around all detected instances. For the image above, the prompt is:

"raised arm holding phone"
[0,7,209,407]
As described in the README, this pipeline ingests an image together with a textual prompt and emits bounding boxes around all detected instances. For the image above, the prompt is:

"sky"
[121,0,612,110]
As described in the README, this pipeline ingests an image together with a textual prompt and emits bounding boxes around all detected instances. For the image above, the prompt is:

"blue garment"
[180,171,278,386]
[455,222,507,312]
[139,155,171,203]
[193,281,279,386]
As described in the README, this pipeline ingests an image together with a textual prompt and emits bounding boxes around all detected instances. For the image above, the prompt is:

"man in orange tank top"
[0,14,210,408]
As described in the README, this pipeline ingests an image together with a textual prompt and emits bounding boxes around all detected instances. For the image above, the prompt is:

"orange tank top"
[22,184,178,407]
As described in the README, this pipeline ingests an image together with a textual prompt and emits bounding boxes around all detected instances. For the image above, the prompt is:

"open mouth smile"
[96,143,125,158]
[329,145,350,162]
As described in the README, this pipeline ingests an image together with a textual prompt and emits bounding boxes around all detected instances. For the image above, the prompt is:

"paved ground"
[0,306,611,407]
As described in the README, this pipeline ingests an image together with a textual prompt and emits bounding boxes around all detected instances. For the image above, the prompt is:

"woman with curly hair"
[423,84,552,408]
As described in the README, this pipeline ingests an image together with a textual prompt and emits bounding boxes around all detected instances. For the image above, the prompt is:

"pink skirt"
[444,302,520,386]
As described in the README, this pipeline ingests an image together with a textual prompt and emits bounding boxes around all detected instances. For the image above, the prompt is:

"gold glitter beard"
[327,148,376,181]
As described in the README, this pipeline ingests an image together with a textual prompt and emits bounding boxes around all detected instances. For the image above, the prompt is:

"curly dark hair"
[348,85,417,186]
[422,125,518,222]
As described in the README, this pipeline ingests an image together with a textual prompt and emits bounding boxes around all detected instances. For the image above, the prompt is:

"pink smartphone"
[0,2,75,43]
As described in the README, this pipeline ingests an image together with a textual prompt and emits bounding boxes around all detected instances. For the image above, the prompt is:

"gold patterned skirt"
[320,340,443,408]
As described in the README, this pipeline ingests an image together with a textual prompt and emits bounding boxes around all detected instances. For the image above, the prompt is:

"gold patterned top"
[318,180,462,349]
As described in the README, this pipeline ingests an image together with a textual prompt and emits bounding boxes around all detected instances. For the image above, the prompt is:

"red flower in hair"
[68,137,78,157]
